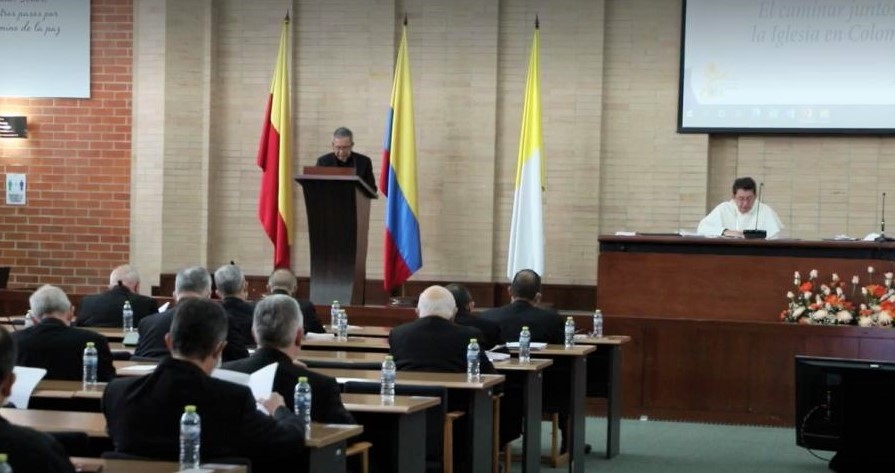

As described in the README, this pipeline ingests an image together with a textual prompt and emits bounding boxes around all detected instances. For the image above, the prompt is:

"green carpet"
[509,417,831,472]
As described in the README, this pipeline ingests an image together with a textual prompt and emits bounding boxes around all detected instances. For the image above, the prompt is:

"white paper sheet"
[211,363,278,412]
[10,366,46,409]
[505,342,547,350]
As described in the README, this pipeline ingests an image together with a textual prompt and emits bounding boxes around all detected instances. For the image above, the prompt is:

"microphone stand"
[875,192,895,242]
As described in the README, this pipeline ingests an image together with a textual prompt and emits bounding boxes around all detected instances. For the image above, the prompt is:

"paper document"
[212,362,278,413]
[305,332,335,341]
[157,302,170,312]
[118,364,156,375]
[10,366,46,409]
[486,352,511,362]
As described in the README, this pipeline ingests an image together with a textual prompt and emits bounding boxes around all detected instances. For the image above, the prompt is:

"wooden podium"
[296,167,377,306]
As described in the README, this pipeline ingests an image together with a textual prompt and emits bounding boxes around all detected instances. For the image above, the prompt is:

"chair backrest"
[342,381,447,473]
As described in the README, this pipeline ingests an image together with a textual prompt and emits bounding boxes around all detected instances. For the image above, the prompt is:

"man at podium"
[315,127,377,193]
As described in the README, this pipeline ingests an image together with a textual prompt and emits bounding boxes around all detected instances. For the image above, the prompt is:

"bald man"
[388,285,494,373]
[75,264,159,327]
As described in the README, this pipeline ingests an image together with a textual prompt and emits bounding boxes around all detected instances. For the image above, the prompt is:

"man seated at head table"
[266,268,325,334]
[222,294,354,424]
[0,326,76,472]
[13,285,116,381]
[696,176,784,239]
[75,264,159,328]
[103,298,306,472]
[389,285,496,374]
[213,263,253,361]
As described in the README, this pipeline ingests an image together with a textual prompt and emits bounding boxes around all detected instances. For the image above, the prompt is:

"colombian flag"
[257,15,293,269]
[507,20,544,279]
[380,22,421,291]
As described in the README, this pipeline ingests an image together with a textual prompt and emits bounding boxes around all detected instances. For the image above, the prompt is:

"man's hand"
[260,392,287,415]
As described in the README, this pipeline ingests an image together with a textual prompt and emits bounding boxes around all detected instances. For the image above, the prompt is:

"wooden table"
[314,368,504,473]
[507,344,594,473]
[297,350,386,369]
[575,335,631,460]
[9,407,361,472]
[492,358,553,473]
[70,457,247,472]
[301,336,390,352]
[340,393,439,473]
[324,325,391,338]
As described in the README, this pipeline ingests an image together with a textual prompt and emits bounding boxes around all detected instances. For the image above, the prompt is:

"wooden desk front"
[597,235,895,321]
[71,457,247,473]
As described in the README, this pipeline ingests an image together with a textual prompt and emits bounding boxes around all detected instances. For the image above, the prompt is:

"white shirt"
[697,200,784,239]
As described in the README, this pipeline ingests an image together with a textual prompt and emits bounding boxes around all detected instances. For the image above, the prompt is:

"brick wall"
[0,0,132,293]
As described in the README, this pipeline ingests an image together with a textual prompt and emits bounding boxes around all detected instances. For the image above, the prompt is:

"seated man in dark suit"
[222,294,354,424]
[266,268,325,334]
[12,285,116,381]
[102,298,306,473]
[213,263,252,361]
[446,283,505,351]
[0,326,76,472]
[75,264,159,328]
[135,266,211,360]
[480,269,574,451]
[389,285,495,374]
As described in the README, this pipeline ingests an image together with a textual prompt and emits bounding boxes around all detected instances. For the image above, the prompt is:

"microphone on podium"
[743,182,767,240]
[875,192,895,242]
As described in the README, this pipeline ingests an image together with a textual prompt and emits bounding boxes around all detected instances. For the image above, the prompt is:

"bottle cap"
[0,453,7,463]
[470,338,477,343]
[86,342,95,348]
[384,355,393,360]
[124,301,131,307]
[567,316,574,321]
[298,376,308,383]
[184,405,197,413]
[522,326,529,330]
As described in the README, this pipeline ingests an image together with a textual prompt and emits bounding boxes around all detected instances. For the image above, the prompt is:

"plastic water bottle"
[330,300,340,327]
[0,453,12,473]
[82,342,98,389]
[122,300,133,333]
[518,326,531,363]
[23,310,33,328]
[294,376,312,439]
[592,309,604,338]
[467,338,481,380]
[336,309,349,341]
[179,405,201,470]
[380,355,396,402]
[564,317,576,348]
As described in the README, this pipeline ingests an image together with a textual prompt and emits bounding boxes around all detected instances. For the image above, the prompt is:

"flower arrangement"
[781,267,895,327]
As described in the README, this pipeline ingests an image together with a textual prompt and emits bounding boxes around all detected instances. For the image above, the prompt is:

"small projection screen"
[679,0,895,134]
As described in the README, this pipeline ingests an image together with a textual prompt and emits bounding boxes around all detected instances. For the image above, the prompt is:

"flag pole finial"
[403,14,408,26]
[535,15,539,29]
[284,11,290,23]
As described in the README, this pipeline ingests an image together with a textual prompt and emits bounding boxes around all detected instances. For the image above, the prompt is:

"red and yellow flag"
[257,15,293,269]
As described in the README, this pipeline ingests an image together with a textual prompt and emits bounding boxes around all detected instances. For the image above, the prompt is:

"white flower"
[832,273,840,282]
[793,306,806,318]
[824,302,833,310]
[810,269,819,279]
[794,278,801,286]
[812,309,829,321]
[886,272,893,280]
[863,287,869,296]
[787,291,795,299]
[804,292,812,301]
[821,285,831,296]
[877,312,893,326]
[835,310,853,323]
[858,316,874,327]
[868,266,875,274]
[861,304,868,310]
[852,275,860,285]
[794,271,801,279]
[836,287,844,297]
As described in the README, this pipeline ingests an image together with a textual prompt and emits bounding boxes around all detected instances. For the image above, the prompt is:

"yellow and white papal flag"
[506,21,544,280]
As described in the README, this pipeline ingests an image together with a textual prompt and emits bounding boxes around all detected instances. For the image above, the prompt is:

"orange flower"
[867,284,886,298]
[799,282,813,292]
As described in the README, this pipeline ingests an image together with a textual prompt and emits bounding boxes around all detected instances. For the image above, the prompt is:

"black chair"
[342,381,459,473]
[48,431,92,457]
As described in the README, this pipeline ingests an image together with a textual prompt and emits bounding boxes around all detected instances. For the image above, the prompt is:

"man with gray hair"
[135,266,212,359]
[75,264,159,327]
[388,285,495,373]
[315,126,377,192]
[266,268,324,334]
[0,326,76,471]
[214,263,253,361]
[12,285,116,380]
[223,294,354,423]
